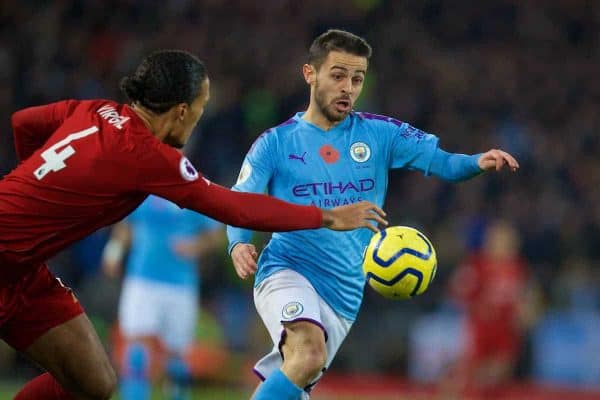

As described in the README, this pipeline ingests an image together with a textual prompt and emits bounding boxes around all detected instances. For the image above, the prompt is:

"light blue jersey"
[127,195,220,290]
[228,112,481,320]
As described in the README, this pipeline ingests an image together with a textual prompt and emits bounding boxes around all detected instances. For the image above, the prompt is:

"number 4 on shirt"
[34,126,99,180]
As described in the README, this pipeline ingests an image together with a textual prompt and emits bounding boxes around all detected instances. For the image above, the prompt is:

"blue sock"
[253,369,303,400]
[166,356,191,383]
[166,356,191,400]
[120,343,151,400]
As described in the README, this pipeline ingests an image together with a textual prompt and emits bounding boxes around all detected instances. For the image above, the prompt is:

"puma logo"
[289,152,307,164]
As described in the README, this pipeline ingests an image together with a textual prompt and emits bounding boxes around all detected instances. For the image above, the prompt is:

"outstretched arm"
[135,143,388,237]
[177,180,386,233]
[428,147,519,182]
[387,121,519,181]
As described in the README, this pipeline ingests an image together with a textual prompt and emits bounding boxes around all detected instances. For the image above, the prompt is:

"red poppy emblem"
[319,144,339,164]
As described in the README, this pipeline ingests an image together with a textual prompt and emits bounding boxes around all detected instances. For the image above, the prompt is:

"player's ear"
[176,102,188,120]
[302,64,315,85]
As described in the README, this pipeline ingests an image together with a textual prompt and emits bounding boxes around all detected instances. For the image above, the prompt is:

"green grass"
[0,383,20,400]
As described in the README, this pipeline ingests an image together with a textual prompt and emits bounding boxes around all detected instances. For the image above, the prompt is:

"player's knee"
[297,346,327,380]
[284,326,327,382]
[285,350,326,385]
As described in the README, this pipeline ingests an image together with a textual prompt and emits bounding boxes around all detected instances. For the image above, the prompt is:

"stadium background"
[0,0,598,399]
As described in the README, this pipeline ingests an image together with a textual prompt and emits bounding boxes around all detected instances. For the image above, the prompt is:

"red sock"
[14,372,75,400]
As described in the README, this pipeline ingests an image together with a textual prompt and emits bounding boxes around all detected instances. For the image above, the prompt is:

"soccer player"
[446,219,530,398]
[227,29,520,400]
[102,194,224,400]
[0,49,386,400]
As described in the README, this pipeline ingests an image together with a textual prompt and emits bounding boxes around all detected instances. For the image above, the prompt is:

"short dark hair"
[308,29,372,70]
[120,50,207,114]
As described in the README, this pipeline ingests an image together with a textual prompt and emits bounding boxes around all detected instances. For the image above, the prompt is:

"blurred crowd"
[0,0,598,390]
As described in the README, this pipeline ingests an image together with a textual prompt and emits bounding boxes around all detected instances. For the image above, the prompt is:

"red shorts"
[0,263,84,351]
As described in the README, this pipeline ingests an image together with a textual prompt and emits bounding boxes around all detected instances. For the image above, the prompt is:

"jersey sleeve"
[226,132,276,254]
[11,100,79,161]
[386,120,485,182]
[388,122,440,174]
[133,139,321,233]
[427,148,483,182]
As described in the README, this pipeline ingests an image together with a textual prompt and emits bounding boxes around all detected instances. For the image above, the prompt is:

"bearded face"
[314,77,352,123]
[309,51,367,125]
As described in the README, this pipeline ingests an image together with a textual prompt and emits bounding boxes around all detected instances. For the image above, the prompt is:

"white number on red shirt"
[34,126,99,180]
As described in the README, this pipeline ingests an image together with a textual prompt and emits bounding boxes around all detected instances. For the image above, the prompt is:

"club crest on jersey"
[236,162,252,185]
[179,157,199,181]
[282,301,304,319]
[350,142,371,163]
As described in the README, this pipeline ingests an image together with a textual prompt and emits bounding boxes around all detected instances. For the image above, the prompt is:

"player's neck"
[303,105,343,131]
[131,104,169,141]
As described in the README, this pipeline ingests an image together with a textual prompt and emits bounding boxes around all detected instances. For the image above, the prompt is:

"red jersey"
[450,252,527,358]
[0,100,321,275]
[451,252,526,323]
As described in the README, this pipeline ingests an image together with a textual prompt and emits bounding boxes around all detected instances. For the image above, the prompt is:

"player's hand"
[478,149,520,172]
[322,201,388,233]
[230,243,258,280]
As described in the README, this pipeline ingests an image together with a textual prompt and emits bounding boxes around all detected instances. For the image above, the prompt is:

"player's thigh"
[254,269,324,346]
[163,288,198,353]
[118,278,163,337]
[0,264,115,397]
[24,313,115,396]
[0,263,85,352]
[253,270,325,385]
[254,269,352,361]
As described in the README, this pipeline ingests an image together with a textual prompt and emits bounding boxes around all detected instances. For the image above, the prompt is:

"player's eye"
[353,77,364,84]
[332,74,343,81]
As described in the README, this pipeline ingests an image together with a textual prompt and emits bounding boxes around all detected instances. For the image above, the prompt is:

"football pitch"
[0,387,403,400]
[0,383,407,400]
[4,380,598,400]
[0,385,255,400]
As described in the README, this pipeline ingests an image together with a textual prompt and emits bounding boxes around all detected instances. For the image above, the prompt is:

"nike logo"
[289,152,307,164]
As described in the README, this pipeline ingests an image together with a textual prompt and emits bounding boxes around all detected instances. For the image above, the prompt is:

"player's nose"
[342,77,354,94]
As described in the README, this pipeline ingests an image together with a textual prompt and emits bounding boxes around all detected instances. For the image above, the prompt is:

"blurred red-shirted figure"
[446,219,531,399]
[0,50,386,400]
